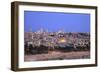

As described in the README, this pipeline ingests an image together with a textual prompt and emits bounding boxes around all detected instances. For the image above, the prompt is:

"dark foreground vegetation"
[25,44,90,55]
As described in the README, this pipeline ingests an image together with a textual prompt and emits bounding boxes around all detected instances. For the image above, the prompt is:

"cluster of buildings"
[24,29,90,50]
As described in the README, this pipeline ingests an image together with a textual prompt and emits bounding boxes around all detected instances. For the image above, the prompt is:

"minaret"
[27,28,33,46]
[40,28,44,33]
[29,28,33,40]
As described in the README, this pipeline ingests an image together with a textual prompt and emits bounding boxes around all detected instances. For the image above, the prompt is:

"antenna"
[29,27,32,32]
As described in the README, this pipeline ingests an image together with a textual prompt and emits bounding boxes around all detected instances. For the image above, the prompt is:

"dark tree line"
[24,42,48,55]
[24,42,90,55]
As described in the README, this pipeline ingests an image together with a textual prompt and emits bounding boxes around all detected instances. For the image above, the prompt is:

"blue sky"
[24,11,90,32]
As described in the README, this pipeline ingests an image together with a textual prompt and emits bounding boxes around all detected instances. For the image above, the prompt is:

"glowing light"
[59,38,66,43]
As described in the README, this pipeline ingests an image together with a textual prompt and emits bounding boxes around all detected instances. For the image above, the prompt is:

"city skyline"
[24,11,90,32]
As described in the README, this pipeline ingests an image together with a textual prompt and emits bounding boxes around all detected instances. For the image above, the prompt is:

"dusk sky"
[24,11,90,32]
